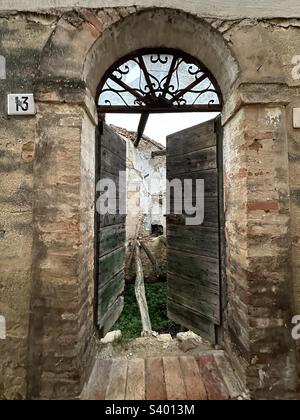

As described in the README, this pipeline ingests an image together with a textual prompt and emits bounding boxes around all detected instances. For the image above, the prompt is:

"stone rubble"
[176,331,203,352]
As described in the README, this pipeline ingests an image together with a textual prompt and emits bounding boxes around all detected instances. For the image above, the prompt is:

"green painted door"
[95,123,126,337]
[167,118,223,344]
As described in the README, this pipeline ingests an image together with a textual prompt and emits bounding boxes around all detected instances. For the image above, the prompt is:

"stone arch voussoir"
[38,8,240,103]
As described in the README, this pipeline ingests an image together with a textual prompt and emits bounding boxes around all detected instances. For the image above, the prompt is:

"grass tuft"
[114,283,182,339]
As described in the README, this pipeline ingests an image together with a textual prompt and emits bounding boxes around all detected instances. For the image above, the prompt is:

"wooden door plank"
[167,196,219,226]
[106,359,128,401]
[168,265,219,310]
[167,121,216,156]
[101,145,126,175]
[100,213,126,228]
[168,249,220,290]
[196,356,229,400]
[99,296,124,336]
[168,299,216,343]
[167,118,222,343]
[99,247,125,284]
[167,224,219,258]
[145,358,167,400]
[126,359,146,400]
[90,359,113,400]
[167,169,218,197]
[163,357,187,401]
[99,224,126,257]
[179,357,207,400]
[98,272,125,321]
[214,353,244,400]
[102,124,127,158]
[97,123,127,335]
[167,146,217,174]
[168,274,220,324]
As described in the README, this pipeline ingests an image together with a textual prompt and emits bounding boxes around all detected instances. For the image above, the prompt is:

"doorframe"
[93,119,104,337]
[215,115,227,346]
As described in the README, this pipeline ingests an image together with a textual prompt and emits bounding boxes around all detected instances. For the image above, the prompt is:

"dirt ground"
[96,335,215,360]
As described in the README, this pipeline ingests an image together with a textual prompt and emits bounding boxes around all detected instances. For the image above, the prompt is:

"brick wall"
[224,105,298,398]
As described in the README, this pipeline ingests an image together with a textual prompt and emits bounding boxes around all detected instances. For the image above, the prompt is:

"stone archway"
[28,7,298,400]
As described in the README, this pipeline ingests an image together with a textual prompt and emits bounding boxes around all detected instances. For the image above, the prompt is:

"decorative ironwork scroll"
[97,49,222,113]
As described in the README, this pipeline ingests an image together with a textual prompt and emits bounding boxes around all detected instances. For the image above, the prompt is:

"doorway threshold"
[83,349,247,400]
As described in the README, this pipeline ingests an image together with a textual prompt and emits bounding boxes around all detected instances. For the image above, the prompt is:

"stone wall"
[0,3,299,400]
[27,103,85,399]
[223,104,298,398]
[78,111,97,395]
[0,13,55,400]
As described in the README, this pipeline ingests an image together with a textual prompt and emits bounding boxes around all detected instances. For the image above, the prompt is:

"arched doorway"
[94,48,225,345]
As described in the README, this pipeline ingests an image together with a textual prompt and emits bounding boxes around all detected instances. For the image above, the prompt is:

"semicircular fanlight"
[97,49,222,113]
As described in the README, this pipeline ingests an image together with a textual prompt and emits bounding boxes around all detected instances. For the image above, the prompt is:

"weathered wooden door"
[95,123,127,337]
[167,117,223,344]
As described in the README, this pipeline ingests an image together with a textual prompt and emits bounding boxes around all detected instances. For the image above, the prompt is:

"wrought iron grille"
[97,49,223,114]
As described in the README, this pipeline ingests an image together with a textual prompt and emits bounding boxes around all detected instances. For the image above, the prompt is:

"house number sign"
[7,93,36,116]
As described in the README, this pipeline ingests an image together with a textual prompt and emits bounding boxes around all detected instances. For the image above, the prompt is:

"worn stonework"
[0,3,299,400]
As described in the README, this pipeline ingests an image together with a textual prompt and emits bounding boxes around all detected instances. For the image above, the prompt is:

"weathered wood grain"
[99,296,124,336]
[106,359,128,400]
[97,123,126,335]
[140,241,160,276]
[101,145,126,176]
[168,249,219,290]
[135,243,152,335]
[167,197,219,227]
[168,299,216,342]
[100,213,126,228]
[145,358,167,400]
[168,273,220,324]
[196,356,229,400]
[100,355,233,401]
[90,359,113,400]
[99,247,125,283]
[102,125,127,159]
[167,121,216,156]
[167,224,219,258]
[126,359,146,400]
[168,146,217,174]
[163,357,187,400]
[179,356,208,400]
[98,271,125,320]
[167,119,220,344]
[99,223,126,257]
[167,169,218,198]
